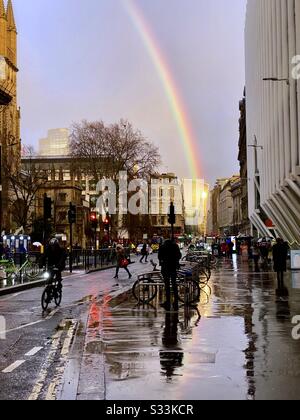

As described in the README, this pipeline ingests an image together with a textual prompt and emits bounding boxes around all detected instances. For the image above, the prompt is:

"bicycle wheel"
[54,287,62,307]
[41,287,51,311]
[25,262,40,280]
[132,278,158,304]
[178,278,200,304]
[199,269,209,285]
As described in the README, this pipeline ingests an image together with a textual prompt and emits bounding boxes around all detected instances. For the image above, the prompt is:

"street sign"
[291,250,300,270]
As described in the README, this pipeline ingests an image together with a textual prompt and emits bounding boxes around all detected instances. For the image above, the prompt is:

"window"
[57,212,67,224]
[58,193,67,202]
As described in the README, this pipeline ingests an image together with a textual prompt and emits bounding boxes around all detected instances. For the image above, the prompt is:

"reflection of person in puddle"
[275,283,290,321]
[160,311,183,381]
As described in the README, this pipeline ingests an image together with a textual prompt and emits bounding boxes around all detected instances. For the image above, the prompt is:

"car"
[151,244,160,253]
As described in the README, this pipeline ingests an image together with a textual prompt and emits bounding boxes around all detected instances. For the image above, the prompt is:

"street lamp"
[263,77,290,86]
[248,144,264,150]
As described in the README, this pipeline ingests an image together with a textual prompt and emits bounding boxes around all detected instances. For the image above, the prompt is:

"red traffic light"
[90,212,98,226]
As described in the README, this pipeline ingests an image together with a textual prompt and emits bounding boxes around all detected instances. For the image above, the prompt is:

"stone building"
[149,173,185,238]
[0,0,20,233]
[245,0,300,246]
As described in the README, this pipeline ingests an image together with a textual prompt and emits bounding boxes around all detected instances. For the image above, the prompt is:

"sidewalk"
[0,257,137,296]
[73,257,300,401]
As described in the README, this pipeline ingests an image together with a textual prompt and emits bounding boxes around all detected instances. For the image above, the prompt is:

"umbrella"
[32,242,43,247]
[257,237,273,243]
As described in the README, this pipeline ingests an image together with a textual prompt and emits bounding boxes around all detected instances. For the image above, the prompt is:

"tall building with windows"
[245,0,300,247]
[0,0,20,233]
[38,128,70,156]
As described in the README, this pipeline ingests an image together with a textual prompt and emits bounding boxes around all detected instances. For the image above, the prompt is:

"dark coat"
[44,244,67,271]
[141,244,147,256]
[158,240,182,273]
[272,243,288,272]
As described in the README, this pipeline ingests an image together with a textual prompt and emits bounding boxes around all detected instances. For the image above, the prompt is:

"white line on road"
[28,323,66,401]
[0,292,24,302]
[2,360,26,374]
[1,306,61,336]
[25,347,43,357]
[45,308,59,320]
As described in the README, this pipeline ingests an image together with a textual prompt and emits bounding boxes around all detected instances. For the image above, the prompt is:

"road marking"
[45,320,77,400]
[0,292,24,302]
[3,320,43,335]
[25,347,43,357]
[0,307,61,336]
[45,308,59,320]
[28,322,66,400]
[2,360,26,374]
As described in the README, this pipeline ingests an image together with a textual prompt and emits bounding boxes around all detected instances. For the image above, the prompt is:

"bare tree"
[70,119,161,241]
[6,147,47,232]
[106,119,161,180]
[70,119,161,181]
[69,120,109,182]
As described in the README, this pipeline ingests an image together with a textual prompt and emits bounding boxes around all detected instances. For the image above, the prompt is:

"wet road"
[1,256,300,400]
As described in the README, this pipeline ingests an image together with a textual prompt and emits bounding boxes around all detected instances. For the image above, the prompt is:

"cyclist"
[43,238,67,289]
[158,239,182,311]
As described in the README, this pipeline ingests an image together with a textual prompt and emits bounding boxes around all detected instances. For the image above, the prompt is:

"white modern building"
[38,128,70,156]
[245,0,300,247]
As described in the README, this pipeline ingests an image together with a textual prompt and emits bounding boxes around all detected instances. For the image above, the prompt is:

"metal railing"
[1,248,131,275]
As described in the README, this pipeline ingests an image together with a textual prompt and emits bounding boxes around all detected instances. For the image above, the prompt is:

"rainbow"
[123,0,202,179]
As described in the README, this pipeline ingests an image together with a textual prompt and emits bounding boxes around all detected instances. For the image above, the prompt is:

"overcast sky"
[14,0,247,185]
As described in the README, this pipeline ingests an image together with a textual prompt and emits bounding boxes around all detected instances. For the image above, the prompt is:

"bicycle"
[41,268,63,311]
[132,261,200,305]
[0,254,41,283]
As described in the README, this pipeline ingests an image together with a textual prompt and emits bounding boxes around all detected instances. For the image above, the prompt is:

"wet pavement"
[1,256,300,400]
[80,256,300,401]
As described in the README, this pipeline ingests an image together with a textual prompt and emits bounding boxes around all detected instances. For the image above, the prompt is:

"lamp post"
[263,77,290,86]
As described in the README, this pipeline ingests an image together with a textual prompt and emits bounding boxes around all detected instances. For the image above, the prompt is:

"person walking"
[272,238,288,288]
[252,242,260,272]
[140,241,149,264]
[114,245,132,280]
[158,239,182,311]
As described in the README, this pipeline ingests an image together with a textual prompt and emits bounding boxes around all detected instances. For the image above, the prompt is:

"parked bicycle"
[41,268,63,311]
[0,254,41,284]
[132,260,200,305]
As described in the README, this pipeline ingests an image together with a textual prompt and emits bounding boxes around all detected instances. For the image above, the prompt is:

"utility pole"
[168,202,176,241]
[68,203,76,273]
[43,194,52,247]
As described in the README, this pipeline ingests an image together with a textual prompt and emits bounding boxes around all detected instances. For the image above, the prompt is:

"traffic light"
[168,202,176,225]
[68,203,77,224]
[44,195,52,220]
[90,212,98,229]
[104,213,110,231]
